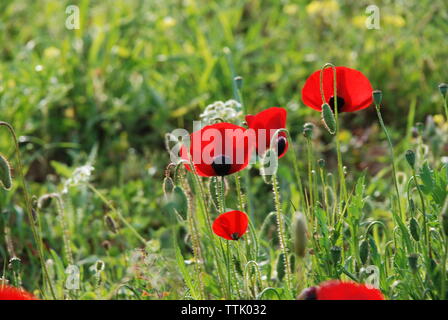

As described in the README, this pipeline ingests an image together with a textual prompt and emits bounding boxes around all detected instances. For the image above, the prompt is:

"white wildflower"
[199,99,243,125]
[62,164,95,194]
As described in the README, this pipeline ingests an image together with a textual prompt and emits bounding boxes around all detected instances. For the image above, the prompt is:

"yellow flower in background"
[162,16,177,29]
[383,15,406,28]
[306,0,339,18]
[338,129,352,144]
[352,14,405,29]
[44,46,61,59]
[433,114,444,126]
[283,4,299,15]
[352,15,366,29]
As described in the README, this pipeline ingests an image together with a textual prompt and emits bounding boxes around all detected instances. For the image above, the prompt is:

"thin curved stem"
[0,121,56,299]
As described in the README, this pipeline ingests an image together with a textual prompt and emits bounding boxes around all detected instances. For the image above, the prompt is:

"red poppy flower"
[212,210,249,240]
[181,122,254,177]
[301,66,373,113]
[245,107,288,158]
[299,280,384,300]
[0,285,37,300]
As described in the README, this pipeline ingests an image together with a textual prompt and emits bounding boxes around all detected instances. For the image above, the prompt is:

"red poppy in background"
[298,280,384,300]
[0,285,37,300]
[181,122,254,177]
[245,107,288,158]
[302,66,373,113]
[212,210,249,240]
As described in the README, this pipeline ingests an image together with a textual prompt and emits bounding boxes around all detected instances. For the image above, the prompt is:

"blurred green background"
[1,0,448,298]
[1,0,447,180]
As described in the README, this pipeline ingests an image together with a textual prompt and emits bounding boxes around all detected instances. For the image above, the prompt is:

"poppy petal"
[245,107,288,158]
[316,280,384,300]
[301,66,373,113]
[181,122,253,177]
[212,210,249,240]
[0,285,37,300]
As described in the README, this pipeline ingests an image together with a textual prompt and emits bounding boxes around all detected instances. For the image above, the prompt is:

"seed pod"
[293,212,308,258]
[408,254,418,273]
[409,217,420,241]
[330,246,341,265]
[321,103,336,135]
[0,153,12,190]
[359,239,369,265]
[372,90,383,105]
[276,253,286,281]
[405,150,416,168]
[439,83,448,98]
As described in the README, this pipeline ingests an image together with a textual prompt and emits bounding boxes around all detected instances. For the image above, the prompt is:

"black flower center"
[299,286,317,300]
[277,136,287,157]
[231,232,240,240]
[211,155,232,176]
[328,95,345,113]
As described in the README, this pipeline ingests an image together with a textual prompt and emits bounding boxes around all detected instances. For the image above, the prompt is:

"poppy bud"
[405,150,416,168]
[293,212,308,258]
[409,217,420,241]
[303,123,314,139]
[321,103,336,135]
[330,246,341,264]
[439,83,448,98]
[162,176,175,197]
[95,259,105,272]
[8,257,21,274]
[0,153,12,190]
[416,122,424,135]
[234,76,243,90]
[318,159,326,169]
[442,213,448,237]
[38,194,53,209]
[104,215,118,234]
[359,240,369,265]
[408,254,419,273]
[372,90,382,105]
[102,240,112,251]
[277,253,286,281]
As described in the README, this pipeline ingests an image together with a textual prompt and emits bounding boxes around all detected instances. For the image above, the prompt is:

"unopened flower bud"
[0,153,12,190]
[409,217,420,241]
[318,159,326,169]
[330,246,341,264]
[321,103,336,135]
[104,215,119,234]
[372,90,383,105]
[359,239,369,265]
[234,76,243,90]
[408,254,419,273]
[303,123,314,139]
[438,83,448,98]
[405,150,416,168]
[442,213,448,237]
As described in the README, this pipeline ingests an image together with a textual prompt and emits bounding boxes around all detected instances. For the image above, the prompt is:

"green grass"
[0,0,448,300]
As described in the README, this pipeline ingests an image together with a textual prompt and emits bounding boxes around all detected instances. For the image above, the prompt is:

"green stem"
[87,183,147,246]
[271,175,292,295]
[411,170,432,259]
[0,122,56,299]
[374,105,404,221]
